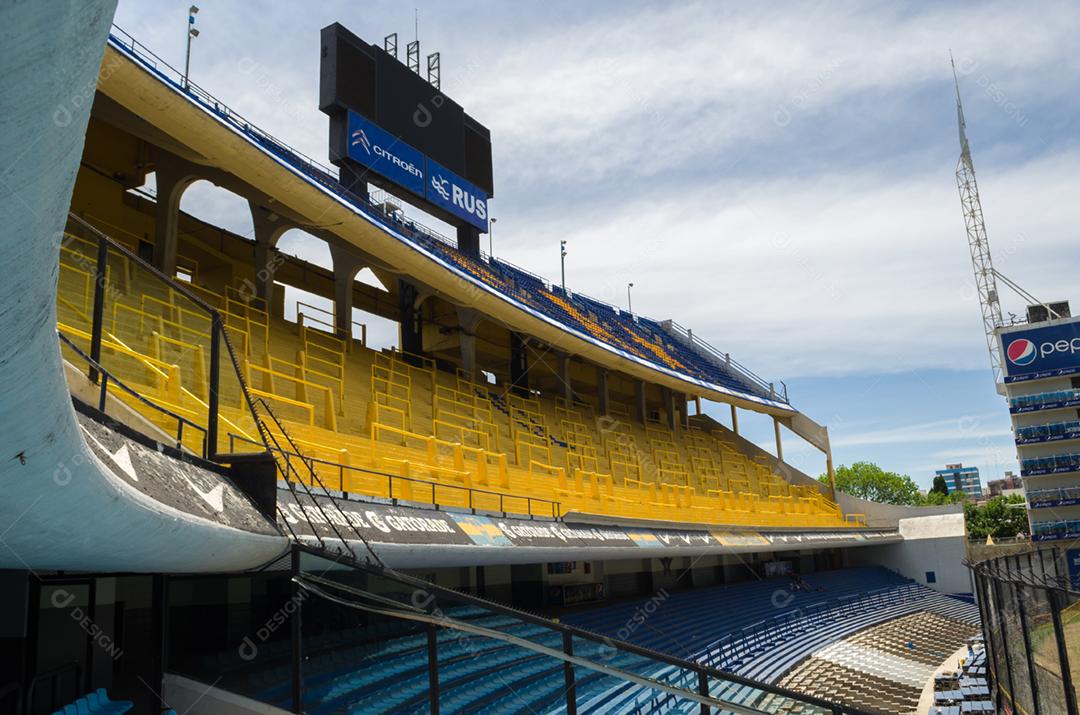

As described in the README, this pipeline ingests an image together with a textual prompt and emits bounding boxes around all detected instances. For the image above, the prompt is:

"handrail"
[227,431,561,520]
[104,25,790,408]
[64,212,268,461]
[664,319,787,402]
[58,330,209,457]
[295,545,877,715]
[252,397,386,567]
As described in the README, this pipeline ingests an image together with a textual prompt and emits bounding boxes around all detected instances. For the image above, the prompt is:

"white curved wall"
[0,0,285,572]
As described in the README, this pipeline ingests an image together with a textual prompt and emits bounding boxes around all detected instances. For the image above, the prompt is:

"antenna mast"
[952,52,1005,384]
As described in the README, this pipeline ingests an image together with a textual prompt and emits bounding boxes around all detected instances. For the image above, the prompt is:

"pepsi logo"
[1007,339,1037,366]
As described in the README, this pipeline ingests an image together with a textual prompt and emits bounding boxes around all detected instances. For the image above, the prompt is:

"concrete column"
[824,426,836,500]
[663,388,676,430]
[559,354,573,403]
[597,368,610,416]
[730,404,739,435]
[329,243,365,340]
[248,203,294,307]
[456,308,482,380]
[773,417,784,462]
[635,381,647,425]
[151,157,198,276]
[397,280,423,356]
[510,332,529,397]
[457,224,481,256]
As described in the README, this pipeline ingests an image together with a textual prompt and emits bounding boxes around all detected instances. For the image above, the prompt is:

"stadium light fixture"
[627,282,634,314]
[184,6,199,90]
[488,218,497,257]
[560,240,567,292]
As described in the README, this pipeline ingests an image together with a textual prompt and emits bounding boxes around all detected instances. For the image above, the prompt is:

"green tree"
[964,494,1028,539]
[819,461,923,506]
[920,489,967,506]
[930,475,949,496]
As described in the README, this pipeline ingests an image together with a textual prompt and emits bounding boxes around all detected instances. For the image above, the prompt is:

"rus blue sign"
[346,111,425,197]
[425,158,489,232]
[1001,319,1080,381]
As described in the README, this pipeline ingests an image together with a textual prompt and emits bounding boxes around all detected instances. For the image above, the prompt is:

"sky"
[110,1,1080,488]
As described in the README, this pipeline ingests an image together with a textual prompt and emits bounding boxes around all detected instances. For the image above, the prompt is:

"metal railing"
[227,432,562,520]
[969,548,1080,714]
[62,213,264,462]
[294,544,878,715]
[664,320,788,403]
[58,331,208,456]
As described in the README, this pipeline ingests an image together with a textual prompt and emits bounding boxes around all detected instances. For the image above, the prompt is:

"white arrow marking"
[181,474,225,513]
[80,426,139,482]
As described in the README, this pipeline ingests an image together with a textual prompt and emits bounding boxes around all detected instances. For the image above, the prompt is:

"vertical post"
[84,578,97,693]
[697,671,710,715]
[1012,583,1042,714]
[88,235,108,384]
[562,631,576,714]
[207,315,222,459]
[1049,589,1079,715]
[991,578,1019,710]
[151,574,165,714]
[427,624,440,714]
[290,545,303,713]
[730,405,739,435]
[773,418,783,462]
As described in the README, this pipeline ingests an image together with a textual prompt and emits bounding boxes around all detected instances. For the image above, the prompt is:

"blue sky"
[112,1,1080,488]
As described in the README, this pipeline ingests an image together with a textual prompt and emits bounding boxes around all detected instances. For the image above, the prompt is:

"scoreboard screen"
[320,23,494,208]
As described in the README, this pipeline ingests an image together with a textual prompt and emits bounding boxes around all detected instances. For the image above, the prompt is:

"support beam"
[730,405,739,435]
[597,368,609,416]
[151,154,198,276]
[773,417,784,462]
[824,426,836,500]
[457,224,481,257]
[398,280,423,356]
[635,380,647,425]
[329,243,365,340]
[510,332,529,397]
[456,308,482,380]
[248,202,296,306]
[663,388,676,431]
[559,354,573,403]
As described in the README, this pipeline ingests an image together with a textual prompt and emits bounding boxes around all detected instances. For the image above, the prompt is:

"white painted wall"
[847,513,971,594]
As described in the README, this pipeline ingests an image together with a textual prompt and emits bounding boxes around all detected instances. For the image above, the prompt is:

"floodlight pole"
[560,240,567,292]
[184,6,199,90]
[627,282,634,313]
[489,218,497,257]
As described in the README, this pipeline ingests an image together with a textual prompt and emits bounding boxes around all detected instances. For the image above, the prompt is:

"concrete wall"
[847,513,971,594]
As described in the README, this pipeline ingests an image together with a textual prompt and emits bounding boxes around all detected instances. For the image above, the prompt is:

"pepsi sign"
[1001,319,1080,382]
[346,111,426,197]
[425,158,488,232]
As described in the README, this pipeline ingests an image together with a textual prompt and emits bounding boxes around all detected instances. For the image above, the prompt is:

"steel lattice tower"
[953,56,1005,384]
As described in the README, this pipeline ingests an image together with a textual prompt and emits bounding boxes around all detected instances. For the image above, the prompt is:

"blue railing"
[106,24,789,406]
[1021,452,1080,475]
[1015,419,1080,443]
[1028,486,1080,508]
[1009,388,1080,412]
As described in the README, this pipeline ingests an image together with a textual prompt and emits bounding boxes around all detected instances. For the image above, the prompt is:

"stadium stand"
[51,689,135,715]
[105,26,785,409]
[776,612,979,714]
[930,638,993,714]
[55,206,855,530]
[545,567,980,713]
